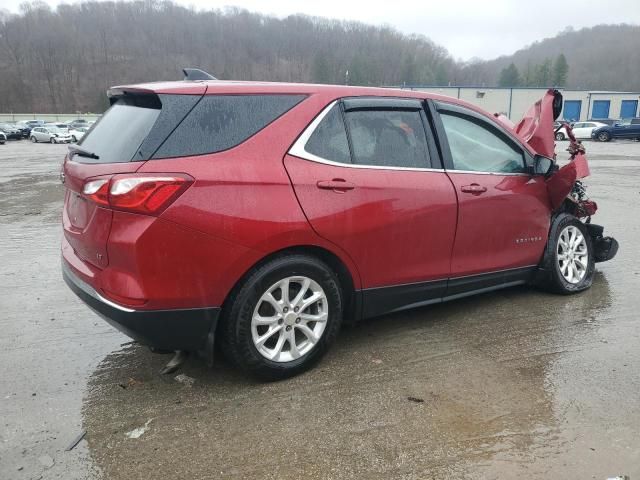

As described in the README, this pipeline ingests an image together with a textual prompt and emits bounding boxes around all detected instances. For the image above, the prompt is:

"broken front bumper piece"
[586,224,619,263]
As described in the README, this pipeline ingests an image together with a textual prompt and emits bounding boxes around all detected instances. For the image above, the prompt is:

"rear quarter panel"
[141,92,363,298]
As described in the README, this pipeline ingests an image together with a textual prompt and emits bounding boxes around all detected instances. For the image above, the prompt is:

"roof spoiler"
[182,68,217,81]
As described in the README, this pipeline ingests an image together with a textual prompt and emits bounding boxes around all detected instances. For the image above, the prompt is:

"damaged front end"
[516,89,618,263]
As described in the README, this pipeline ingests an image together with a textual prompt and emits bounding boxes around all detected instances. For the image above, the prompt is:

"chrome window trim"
[289,99,533,176]
[288,100,444,173]
[446,170,530,177]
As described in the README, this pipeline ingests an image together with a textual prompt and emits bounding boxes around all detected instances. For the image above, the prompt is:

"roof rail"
[182,68,217,81]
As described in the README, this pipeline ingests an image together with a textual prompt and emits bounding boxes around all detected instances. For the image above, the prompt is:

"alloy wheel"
[251,276,328,363]
[557,225,588,284]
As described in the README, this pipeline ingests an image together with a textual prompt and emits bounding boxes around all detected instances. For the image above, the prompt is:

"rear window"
[77,95,161,164]
[152,94,306,159]
[76,93,305,164]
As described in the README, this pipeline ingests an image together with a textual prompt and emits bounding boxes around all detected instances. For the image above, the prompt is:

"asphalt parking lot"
[1,139,639,479]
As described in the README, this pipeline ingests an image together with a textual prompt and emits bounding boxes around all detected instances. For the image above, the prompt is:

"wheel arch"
[215,244,362,346]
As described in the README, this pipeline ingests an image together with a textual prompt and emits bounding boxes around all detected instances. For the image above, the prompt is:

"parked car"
[47,122,71,132]
[555,121,608,141]
[591,118,640,142]
[587,118,619,126]
[0,131,6,144]
[69,127,89,143]
[61,79,617,380]
[30,126,73,143]
[0,123,23,140]
[14,121,33,138]
[67,119,90,129]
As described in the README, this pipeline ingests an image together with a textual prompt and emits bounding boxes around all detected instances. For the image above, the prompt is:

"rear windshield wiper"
[68,145,100,160]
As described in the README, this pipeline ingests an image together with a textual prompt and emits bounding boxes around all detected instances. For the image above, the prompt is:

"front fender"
[546,153,590,210]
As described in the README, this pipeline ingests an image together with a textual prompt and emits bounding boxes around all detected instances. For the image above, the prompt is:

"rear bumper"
[62,260,220,351]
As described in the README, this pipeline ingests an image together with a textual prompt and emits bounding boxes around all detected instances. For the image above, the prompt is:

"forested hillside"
[0,1,455,113]
[0,1,638,113]
[463,24,640,91]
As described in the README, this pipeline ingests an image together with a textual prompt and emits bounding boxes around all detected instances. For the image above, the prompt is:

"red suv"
[62,77,617,379]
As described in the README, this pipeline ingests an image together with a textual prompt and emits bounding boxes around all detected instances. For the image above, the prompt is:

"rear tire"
[540,214,595,294]
[30,136,37,143]
[555,132,565,141]
[219,254,343,380]
[597,131,611,142]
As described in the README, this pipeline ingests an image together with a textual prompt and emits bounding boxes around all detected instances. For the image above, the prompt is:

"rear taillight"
[82,179,109,206]
[81,174,193,214]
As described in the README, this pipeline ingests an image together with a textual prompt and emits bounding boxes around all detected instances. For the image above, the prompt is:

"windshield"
[77,96,161,164]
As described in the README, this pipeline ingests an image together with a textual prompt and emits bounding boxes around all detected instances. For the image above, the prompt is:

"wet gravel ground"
[1,139,639,479]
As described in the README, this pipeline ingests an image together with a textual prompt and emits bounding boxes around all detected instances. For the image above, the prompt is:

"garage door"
[620,100,638,119]
[563,100,581,121]
[592,100,610,119]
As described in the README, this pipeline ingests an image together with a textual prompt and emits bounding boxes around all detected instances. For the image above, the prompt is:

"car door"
[33,128,44,141]
[430,101,551,289]
[285,98,458,317]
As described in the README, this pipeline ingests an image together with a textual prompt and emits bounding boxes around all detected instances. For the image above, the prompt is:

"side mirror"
[532,155,555,177]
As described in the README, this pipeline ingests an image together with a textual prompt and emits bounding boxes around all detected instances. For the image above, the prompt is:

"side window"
[574,123,584,128]
[440,112,525,173]
[154,94,306,159]
[343,109,430,168]
[304,104,351,164]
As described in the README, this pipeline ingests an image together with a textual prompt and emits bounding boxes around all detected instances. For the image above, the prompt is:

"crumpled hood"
[514,89,563,159]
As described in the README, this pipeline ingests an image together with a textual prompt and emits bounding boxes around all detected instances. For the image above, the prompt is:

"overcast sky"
[1,0,639,59]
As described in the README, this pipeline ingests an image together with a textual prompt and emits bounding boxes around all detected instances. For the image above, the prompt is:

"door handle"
[317,178,355,192]
[460,183,487,194]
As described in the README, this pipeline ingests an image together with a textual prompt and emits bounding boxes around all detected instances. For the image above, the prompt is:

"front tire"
[555,132,565,141]
[597,131,611,142]
[220,254,343,380]
[542,214,595,294]
[50,137,56,144]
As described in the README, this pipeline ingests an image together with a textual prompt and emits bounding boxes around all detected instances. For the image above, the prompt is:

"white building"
[399,86,640,122]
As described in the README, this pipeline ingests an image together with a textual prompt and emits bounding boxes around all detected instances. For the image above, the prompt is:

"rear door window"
[343,109,431,168]
[153,95,306,159]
